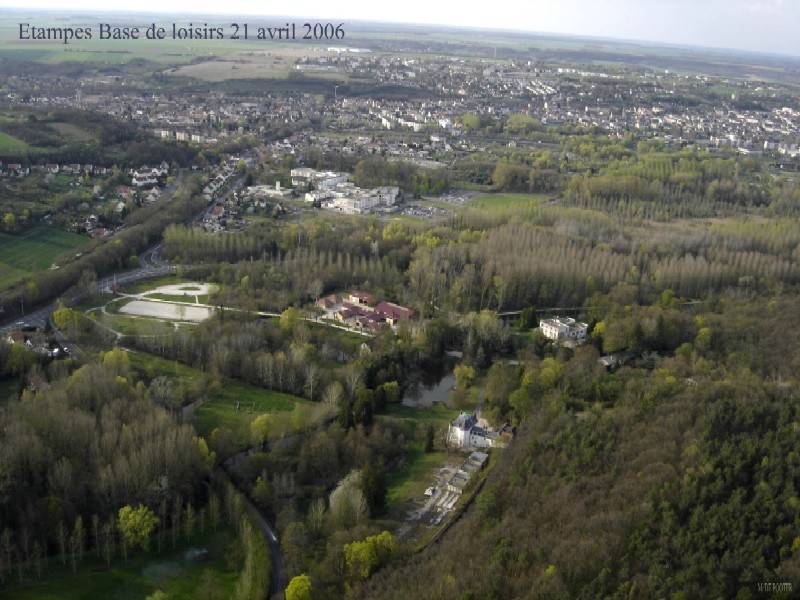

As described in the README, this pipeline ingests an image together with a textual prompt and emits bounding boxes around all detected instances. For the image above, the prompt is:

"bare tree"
[323,381,344,409]
[307,497,326,536]
[308,279,323,303]
[344,364,363,400]
[304,363,320,401]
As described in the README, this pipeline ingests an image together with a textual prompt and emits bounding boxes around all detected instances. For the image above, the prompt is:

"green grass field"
[0,227,88,289]
[466,192,551,211]
[2,525,239,600]
[195,380,309,448]
[145,292,210,304]
[380,402,459,426]
[89,311,175,336]
[121,277,194,294]
[385,443,453,507]
[378,403,460,509]
[104,297,135,314]
[0,130,29,152]
[125,349,309,445]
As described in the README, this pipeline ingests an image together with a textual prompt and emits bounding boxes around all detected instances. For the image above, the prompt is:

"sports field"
[0,227,87,289]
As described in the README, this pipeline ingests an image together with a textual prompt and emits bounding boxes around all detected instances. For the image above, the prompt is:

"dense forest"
[349,294,800,599]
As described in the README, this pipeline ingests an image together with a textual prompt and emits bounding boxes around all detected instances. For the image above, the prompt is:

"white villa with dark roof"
[539,316,588,342]
[447,412,495,449]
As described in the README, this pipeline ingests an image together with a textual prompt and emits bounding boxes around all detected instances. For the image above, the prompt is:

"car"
[424,487,435,497]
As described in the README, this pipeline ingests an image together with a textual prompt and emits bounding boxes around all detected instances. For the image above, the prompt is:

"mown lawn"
[466,192,551,211]
[195,380,309,448]
[144,292,211,304]
[0,227,88,289]
[104,297,135,314]
[89,311,175,337]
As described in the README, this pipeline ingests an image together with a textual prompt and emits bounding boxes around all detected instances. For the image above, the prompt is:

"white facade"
[447,412,495,449]
[539,316,588,341]
[290,168,348,190]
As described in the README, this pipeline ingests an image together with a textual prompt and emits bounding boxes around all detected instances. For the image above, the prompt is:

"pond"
[403,371,456,408]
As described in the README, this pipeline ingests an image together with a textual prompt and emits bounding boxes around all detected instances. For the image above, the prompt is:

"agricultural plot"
[0,227,88,289]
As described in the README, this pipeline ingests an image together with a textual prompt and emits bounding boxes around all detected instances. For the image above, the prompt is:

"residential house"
[447,412,494,449]
[374,301,414,325]
[539,316,588,342]
[349,291,374,305]
[315,294,341,310]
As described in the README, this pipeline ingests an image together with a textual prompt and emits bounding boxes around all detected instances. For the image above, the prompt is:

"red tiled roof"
[375,301,414,320]
[350,290,374,303]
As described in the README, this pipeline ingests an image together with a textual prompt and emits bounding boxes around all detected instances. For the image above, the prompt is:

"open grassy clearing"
[385,443,452,508]
[0,130,30,152]
[195,380,310,448]
[48,121,96,142]
[380,402,459,427]
[127,350,203,383]
[466,192,551,211]
[105,297,135,313]
[0,227,88,289]
[89,311,175,336]
[125,349,310,445]
[2,525,239,600]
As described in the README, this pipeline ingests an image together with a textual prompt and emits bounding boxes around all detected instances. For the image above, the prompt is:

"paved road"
[220,458,287,598]
[242,493,287,599]
[0,263,176,334]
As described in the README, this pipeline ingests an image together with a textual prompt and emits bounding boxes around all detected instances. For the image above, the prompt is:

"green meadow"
[0,227,88,289]
[0,130,30,153]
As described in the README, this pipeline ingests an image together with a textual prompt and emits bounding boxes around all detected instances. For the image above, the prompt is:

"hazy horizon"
[1,0,799,58]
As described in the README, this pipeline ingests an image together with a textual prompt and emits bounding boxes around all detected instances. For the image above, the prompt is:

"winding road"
[219,459,287,598]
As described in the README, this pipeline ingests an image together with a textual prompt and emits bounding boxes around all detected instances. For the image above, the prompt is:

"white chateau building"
[448,413,490,448]
[539,316,589,341]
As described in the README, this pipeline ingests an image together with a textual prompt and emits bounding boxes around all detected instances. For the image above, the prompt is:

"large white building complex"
[539,316,589,342]
[290,168,400,214]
